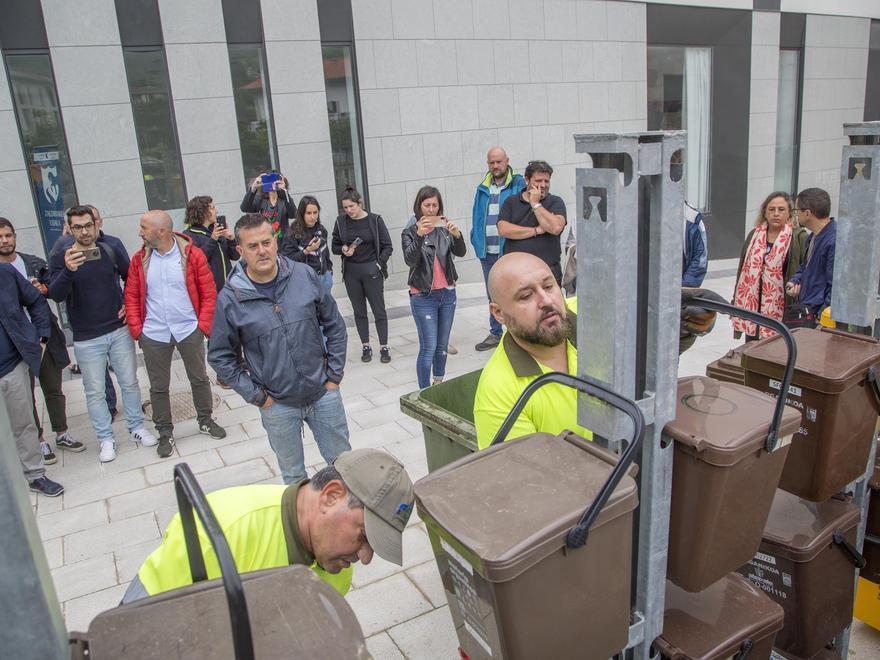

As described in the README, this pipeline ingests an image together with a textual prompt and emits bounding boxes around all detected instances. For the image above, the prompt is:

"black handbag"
[783,303,817,329]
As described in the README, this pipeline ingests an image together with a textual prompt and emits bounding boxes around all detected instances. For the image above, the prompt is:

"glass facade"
[228,44,277,185]
[774,50,801,194]
[6,53,77,250]
[322,44,365,204]
[123,48,186,210]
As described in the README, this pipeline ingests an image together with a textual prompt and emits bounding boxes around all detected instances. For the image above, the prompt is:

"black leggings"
[343,261,388,345]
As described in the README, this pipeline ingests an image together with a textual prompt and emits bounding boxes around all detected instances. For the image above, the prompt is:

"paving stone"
[107,482,177,522]
[174,424,250,456]
[348,420,416,451]
[63,584,128,633]
[143,448,224,485]
[38,501,108,540]
[51,554,118,602]
[348,401,408,430]
[365,632,405,660]
[191,458,274,493]
[216,436,276,466]
[387,605,460,660]
[346,573,432,637]
[61,468,148,509]
[43,537,64,570]
[406,560,447,608]
[114,538,163,583]
[383,438,430,483]
[64,512,161,564]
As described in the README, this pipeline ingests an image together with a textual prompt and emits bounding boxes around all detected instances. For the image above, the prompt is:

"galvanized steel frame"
[574,131,686,659]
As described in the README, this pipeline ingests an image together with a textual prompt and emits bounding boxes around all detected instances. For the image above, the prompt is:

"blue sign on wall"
[32,145,65,253]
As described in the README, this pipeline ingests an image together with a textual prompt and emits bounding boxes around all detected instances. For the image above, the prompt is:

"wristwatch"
[531,202,541,209]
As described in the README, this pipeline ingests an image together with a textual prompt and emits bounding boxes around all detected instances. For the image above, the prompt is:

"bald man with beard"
[124,210,224,458]
[473,252,592,448]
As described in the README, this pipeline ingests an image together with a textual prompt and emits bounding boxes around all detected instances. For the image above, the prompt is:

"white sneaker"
[130,427,158,447]
[99,440,117,463]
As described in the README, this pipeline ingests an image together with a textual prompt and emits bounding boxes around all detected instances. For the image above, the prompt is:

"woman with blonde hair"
[732,191,808,340]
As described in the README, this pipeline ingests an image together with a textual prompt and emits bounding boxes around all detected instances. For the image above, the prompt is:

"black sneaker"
[380,346,391,363]
[157,434,176,458]
[199,418,227,439]
[29,476,64,497]
[361,345,373,363]
[475,334,501,351]
[40,442,57,465]
[56,432,85,452]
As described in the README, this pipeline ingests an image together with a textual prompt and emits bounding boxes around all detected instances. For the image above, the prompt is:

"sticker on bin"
[441,538,473,575]
[772,434,793,452]
[440,539,493,655]
[755,551,777,566]
[768,379,802,397]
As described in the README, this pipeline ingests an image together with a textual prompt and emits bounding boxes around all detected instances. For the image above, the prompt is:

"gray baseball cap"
[334,449,415,565]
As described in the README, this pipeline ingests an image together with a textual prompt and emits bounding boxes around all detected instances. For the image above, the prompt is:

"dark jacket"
[790,219,836,313]
[240,189,295,241]
[182,223,239,292]
[331,212,393,279]
[281,222,332,275]
[207,257,347,408]
[0,264,52,376]
[682,206,708,287]
[18,252,70,368]
[401,216,467,293]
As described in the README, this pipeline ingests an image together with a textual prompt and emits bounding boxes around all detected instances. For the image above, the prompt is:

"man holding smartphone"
[48,206,156,463]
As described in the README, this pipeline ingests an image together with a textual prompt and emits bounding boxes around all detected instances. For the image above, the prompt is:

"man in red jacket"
[125,210,225,458]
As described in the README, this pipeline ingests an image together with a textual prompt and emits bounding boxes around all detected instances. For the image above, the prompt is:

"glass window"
[775,50,801,194]
[6,53,76,252]
[647,46,712,210]
[228,44,277,185]
[123,48,186,210]
[322,45,366,204]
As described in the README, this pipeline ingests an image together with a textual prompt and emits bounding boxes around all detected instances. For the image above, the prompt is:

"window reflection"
[322,45,365,205]
[228,44,277,185]
[775,50,801,194]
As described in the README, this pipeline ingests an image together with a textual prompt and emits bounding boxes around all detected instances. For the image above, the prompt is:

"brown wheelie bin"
[705,344,747,385]
[861,444,880,583]
[737,489,864,658]
[415,373,644,660]
[652,572,784,660]
[741,327,880,501]
[665,376,801,592]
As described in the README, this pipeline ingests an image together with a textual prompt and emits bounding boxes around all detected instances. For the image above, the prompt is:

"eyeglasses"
[69,221,95,233]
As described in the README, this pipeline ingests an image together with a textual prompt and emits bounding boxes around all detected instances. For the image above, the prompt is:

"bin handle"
[489,371,645,550]
[733,639,754,660]
[867,367,880,413]
[691,298,797,453]
[174,463,255,660]
[833,530,866,569]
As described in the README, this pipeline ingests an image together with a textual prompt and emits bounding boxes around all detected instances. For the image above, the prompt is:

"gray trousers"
[1,361,45,481]
[139,329,213,436]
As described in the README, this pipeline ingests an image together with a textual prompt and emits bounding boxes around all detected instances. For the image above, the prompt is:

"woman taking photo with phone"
[240,170,295,245]
[331,186,393,363]
[182,195,239,292]
[402,186,466,388]
[282,195,333,295]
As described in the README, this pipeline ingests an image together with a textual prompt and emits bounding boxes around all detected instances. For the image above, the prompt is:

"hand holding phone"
[216,215,227,228]
[261,172,281,193]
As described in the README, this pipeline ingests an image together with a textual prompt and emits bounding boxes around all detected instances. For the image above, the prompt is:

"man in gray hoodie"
[208,214,350,484]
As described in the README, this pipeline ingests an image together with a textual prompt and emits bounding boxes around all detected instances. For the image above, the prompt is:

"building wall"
[351,0,648,288]
[743,11,781,233]
[797,14,870,214]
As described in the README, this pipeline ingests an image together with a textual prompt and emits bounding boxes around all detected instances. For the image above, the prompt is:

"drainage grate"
[142,390,223,424]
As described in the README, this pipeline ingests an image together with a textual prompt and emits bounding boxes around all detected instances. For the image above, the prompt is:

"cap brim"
[364,507,403,566]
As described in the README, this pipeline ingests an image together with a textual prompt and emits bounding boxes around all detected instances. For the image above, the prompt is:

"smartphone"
[310,236,324,248]
[77,247,101,262]
[350,236,363,248]
[216,215,227,228]
[431,216,447,228]
[260,172,281,192]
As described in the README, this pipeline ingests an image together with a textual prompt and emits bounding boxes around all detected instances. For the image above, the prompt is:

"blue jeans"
[410,288,457,389]
[320,271,333,296]
[479,253,502,337]
[259,387,350,484]
[73,326,145,443]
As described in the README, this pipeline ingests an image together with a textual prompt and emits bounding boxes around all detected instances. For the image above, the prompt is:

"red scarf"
[733,223,792,338]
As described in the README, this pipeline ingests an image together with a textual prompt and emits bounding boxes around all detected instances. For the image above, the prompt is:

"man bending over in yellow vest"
[122,448,414,602]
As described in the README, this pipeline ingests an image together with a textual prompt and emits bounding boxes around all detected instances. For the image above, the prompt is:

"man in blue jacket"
[786,188,836,320]
[0,263,64,496]
[208,214,350,484]
[471,146,525,351]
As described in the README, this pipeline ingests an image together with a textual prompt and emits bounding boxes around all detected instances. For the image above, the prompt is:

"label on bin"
[769,379,802,397]
[743,556,791,601]
[441,539,494,655]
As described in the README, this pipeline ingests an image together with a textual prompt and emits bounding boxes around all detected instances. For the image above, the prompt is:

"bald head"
[138,210,174,250]
[142,210,173,231]
[488,253,555,303]
[487,146,510,182]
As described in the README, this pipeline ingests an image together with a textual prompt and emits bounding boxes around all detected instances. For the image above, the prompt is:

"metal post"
[0,395,68,658]
[574,131,686,658]
[830,121,880,659]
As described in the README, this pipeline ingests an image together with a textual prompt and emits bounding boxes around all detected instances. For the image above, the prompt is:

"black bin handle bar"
[173,463,255,660]
[833,531,866,569]
[691,297,797,453]
[490,371,645,550]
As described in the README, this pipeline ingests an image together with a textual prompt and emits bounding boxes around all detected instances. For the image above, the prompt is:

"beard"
[0,245,14,255]
[505,305,572,347]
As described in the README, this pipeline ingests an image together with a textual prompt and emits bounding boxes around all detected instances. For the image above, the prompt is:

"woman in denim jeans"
[401,186,467,388]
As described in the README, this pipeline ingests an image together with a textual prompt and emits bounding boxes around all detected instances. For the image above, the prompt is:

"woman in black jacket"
[401,185,466,388]
[331,186,393,363]
[182,195,239,292]
[240,170,295,246]
[282,195,333,295]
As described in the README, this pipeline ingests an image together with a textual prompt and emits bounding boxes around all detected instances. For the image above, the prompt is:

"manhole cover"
[142,390,223,424]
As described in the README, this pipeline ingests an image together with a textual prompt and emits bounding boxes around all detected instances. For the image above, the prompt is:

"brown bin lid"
[741,328,880,394]
[760,489,861,562]
[654,573,784,660]
[414,432,638,582]
[664,376,802,466]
